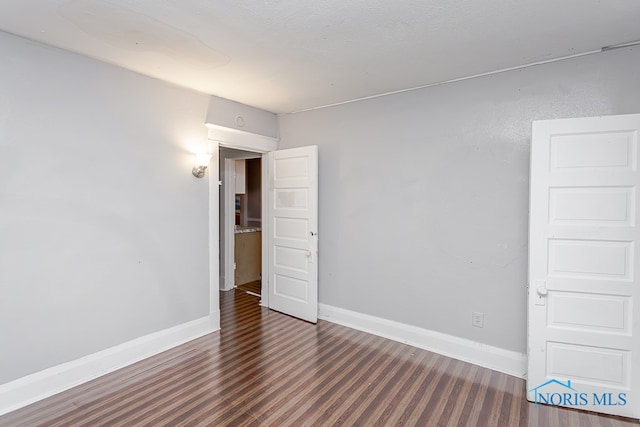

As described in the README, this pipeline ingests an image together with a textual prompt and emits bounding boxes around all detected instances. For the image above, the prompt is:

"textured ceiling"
[0,0,639,114]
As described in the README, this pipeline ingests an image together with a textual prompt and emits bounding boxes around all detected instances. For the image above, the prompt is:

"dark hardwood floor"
[1,289,638,426]
[236,280,261,296]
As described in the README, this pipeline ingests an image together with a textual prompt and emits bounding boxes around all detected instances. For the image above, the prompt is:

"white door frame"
[207,139,221,330]
[221,157,236,292]
[207,124,278,324]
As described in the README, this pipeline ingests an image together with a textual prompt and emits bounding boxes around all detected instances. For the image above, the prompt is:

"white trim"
[222,158,236,291]
[318,303,527,379]
[260,154,269,307]
[207,139,221,330]
[206,124,278,153]
[244,291,261,298]
[217,147,272,308]
[0,315,218,416]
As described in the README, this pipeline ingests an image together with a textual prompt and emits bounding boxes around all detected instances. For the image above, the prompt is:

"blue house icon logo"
[529,378,627,408]
[529,379,576,407]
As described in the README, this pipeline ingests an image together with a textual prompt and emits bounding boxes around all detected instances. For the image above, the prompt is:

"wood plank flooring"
[236,280,262,296]
[1,289,639,426]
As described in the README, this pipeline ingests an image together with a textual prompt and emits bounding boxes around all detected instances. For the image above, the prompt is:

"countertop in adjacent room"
[235,226,262,234]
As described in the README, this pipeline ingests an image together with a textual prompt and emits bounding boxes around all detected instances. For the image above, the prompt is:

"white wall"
[0,31,211,384]
[278,46,640,354]
[206,96,279,139]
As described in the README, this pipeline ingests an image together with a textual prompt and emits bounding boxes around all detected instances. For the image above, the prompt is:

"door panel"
[548,186,634,226]
[547,292,629,332]
[528,113,640,418]
[550,131,636,169]
[267,146,318,323]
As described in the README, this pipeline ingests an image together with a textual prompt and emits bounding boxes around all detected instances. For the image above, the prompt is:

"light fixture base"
[192,166,207,178]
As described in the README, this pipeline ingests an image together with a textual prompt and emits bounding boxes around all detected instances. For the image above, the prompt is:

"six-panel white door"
[528,113,640,418]
[267,146,318,323]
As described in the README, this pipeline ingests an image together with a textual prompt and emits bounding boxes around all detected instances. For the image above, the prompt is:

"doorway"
[212,136,318,325]
[219,147,265,301]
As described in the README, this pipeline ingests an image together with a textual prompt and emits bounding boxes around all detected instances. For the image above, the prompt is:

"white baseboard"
[0,314,219,416]
[318,303,527,379]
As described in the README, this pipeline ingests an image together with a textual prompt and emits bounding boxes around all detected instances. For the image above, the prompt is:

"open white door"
[528,113,640,418]
[267,146,318,323]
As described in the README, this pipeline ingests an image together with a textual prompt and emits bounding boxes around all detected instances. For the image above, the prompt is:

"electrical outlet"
[472,312,484,328]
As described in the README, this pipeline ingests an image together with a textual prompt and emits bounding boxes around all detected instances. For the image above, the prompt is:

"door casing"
[210,129,278,316]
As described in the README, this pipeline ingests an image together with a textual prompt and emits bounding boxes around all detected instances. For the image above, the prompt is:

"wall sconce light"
[192,153,212,178]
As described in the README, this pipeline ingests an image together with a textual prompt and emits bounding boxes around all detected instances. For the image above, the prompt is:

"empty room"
[1,1,640,426]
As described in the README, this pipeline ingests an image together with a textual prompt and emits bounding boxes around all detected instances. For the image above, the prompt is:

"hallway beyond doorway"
[236,280,261,297]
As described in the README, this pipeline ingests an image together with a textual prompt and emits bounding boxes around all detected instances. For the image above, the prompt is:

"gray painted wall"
[0,32,211,384]
[206,96,278,138]
[278,47,640,354]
